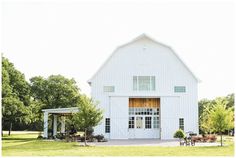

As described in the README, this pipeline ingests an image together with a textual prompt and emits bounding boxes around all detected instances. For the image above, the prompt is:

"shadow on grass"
[2,137,37,141]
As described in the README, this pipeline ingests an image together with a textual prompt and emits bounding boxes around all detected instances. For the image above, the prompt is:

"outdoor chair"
[184,137,191,146]
[190,139,196,146]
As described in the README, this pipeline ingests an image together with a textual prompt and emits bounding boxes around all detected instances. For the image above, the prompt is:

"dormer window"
[133,76,155,91]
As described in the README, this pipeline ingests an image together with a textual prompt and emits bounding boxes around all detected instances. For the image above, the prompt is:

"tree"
[29,75,82,132]
[30,75,81,109]
[2,65,12,98]
[2,57,30,106]
[225,93,234,110]
[71,95,103,146]
[2,97,29,135]
[208,99,234,146]
[2,57,31,135]
[199,100,214,134]
[199,94,234,135]
[27,100,44,131]
[173,129,185,145]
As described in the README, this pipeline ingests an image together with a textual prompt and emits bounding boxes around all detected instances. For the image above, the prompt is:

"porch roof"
[42,107,79,114]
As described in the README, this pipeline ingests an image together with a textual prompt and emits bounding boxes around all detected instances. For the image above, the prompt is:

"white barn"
[88,34,199,140]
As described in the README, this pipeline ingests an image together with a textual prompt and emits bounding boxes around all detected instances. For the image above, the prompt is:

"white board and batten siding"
[89,34,199,140]
[110,97,129,139]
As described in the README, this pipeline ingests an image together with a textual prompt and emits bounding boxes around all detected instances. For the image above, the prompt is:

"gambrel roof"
[88,34,200,84]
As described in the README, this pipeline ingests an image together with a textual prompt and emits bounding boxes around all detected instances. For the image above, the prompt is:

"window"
[129,107,135,115]
[179,118,184,131]
[129,117,135,128]
[104,86,115,92]
[153,108,159,115]
[133,76,138,90]
[130,108,155,115]
[105,118,110,133]
[151,76,155,90]
[139,76,150,90]
[133,76,155,91]
[145,117,152,129]
[174,86,186,93]
[136,117,143,128]
[153,117,160,128]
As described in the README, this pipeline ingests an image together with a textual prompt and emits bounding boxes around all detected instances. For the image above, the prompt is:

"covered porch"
[42,107,79,138]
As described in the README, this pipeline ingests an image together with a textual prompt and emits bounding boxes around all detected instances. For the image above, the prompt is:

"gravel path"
[89,139,220,147]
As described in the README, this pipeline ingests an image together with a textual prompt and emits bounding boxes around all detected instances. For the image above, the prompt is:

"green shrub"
[37,135,43,139]
[94,134,105,142]
[174,129,185,139]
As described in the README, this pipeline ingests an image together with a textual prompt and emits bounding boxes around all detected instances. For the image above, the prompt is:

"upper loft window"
[174,86,186,93]
[133,76,155,91]
[104,86,115,92]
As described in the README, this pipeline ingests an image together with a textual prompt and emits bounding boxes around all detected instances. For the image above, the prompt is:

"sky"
[2,0,235,100]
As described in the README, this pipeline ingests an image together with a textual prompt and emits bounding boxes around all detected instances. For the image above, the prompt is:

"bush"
[174,129,185,139]
[37,135,43,139]
[94,134,105,142]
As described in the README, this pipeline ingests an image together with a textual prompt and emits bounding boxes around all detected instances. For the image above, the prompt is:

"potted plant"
[174,129,186,146]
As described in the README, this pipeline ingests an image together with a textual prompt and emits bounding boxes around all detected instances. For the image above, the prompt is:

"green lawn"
[2,133,234,156]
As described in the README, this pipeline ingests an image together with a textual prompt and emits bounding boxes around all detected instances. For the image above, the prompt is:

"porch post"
[53,114,58,137]
[61,116,65,133]
[43,112,48,138]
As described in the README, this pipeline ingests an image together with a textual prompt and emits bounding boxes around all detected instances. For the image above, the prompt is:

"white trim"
[87,33,200,84]
[108,94,181,98]
[42,107,79,114]
[43,112,48,138]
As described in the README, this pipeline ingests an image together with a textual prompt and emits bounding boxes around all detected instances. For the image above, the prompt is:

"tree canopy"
[199,94,234,134]
[2,57,84,133]
[2,57,31,135]
[30,75,81,109]
[206,99,234,146]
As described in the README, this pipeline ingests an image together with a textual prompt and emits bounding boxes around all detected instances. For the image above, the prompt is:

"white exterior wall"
[110,97,129,139]
[90,36,198,139]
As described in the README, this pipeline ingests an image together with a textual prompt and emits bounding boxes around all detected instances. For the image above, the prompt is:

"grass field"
[2,132,234,156]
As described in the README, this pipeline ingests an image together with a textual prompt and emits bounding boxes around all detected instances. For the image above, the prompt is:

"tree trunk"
[2,119,4,137]
[84,128,87,146]
[8,122,12,136]
[220,132,223,147]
